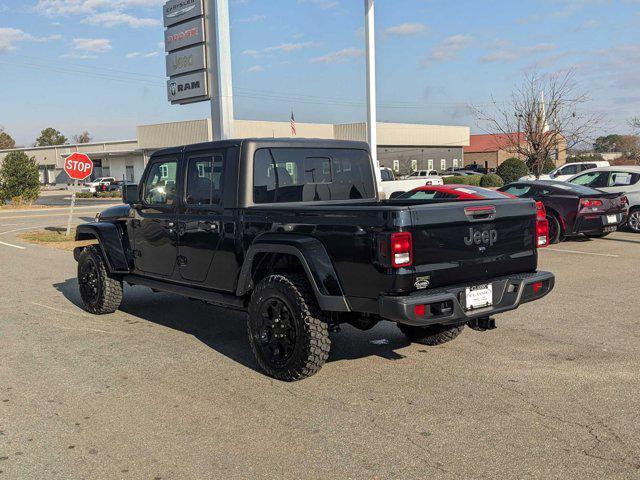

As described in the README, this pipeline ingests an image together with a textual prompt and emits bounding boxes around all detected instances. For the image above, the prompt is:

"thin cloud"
[0,27,61,53]
[310,47,363,64]
[424,34,473,65]
[298,0,339,10]
[82,11,160,28]
[239,14,266,23]
[264,41,320,53]
[480,42,556,64]
[35,0,165,16]
[384,23,429,37]
[71,37,112,54]
[247,65,265,72]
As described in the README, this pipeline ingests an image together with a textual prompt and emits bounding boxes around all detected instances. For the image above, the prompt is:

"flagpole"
[365,0,382,188]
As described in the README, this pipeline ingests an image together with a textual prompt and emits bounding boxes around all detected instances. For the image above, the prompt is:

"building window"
[440,159,446,171]
[392,160,400,172]
[428,159,434,171]
[452,159,459,168]
[411,160,418,172]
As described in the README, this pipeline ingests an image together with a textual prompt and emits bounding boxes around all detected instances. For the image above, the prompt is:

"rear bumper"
[379,271,555,326]
[574,211,626,234]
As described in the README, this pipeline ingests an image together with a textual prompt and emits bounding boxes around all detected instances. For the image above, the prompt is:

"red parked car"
[393,184,514,201]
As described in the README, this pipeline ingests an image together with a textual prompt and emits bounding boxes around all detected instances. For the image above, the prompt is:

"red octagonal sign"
[64,152,94,181]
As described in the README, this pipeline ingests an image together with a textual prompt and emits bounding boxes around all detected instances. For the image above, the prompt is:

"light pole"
[205,0,235,140]
[365,0,382,186]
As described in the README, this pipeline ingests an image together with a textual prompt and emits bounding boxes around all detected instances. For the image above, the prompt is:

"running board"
[122,275,247,311]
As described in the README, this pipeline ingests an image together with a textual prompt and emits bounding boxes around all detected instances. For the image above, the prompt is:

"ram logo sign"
[167,70,208,103]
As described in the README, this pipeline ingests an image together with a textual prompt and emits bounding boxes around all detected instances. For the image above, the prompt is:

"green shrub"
[76,191,121,199]
[0,151,40,204]
[541,158,557,174]
[480,173,504,188]
[496,158,529,184]
[443,174,482,186]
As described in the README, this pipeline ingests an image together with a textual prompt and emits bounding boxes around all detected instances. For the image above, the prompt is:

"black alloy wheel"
[79,256,101,305]
[256,298,297,366]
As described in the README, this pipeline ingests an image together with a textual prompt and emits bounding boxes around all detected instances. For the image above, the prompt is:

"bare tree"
[472,70,601,177]
[631,118,640,133]
[73,131,92,144]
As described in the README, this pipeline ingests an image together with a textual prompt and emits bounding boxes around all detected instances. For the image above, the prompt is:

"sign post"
[163,0,234,140]
[63,153,94,237]
[364,0,382,187]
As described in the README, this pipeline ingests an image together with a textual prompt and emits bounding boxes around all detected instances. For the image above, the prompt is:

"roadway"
[1,207,639,479]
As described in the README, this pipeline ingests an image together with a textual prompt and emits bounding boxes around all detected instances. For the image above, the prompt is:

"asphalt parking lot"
[1,207,639,479]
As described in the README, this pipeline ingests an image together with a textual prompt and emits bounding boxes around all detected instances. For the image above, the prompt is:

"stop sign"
[64,153,94,181]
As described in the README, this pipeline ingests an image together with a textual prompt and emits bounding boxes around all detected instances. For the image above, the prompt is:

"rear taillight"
[535,201,549,248]
[390,232,413,268]
[580,198,603,209]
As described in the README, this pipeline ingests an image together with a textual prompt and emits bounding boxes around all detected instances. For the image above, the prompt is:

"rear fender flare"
[74,223,130,273]
[237,234,349,312]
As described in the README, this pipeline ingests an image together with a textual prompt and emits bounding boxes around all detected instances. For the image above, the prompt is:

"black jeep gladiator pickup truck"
[74,138,554,381]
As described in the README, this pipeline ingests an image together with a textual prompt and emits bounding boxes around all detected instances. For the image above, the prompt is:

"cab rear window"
[253,148,376,204]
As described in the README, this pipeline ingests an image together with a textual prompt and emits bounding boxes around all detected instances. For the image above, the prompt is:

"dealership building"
[0,119,470,185]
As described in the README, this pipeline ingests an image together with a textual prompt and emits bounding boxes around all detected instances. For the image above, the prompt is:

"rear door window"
[609,172,640,187]
[185,154,224,206]
[253,148,375,204]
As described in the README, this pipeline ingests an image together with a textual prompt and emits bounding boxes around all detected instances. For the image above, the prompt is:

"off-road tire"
[248,274,331,381]
[398,323,465,346]
[78,245,123,315]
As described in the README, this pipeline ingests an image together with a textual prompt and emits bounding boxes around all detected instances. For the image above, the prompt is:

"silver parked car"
[568,166,640,233]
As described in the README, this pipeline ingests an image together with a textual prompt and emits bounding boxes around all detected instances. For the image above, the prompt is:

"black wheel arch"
[237,233,349,312]
[74,223,131,274]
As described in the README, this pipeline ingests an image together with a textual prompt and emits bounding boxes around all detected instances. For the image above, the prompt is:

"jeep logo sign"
[165,44,206,77]
[167,70,208,103]
[464,227,498,247]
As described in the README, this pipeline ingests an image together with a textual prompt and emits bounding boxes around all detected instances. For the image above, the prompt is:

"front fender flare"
[75,223,130,273]
[237,234,350,312]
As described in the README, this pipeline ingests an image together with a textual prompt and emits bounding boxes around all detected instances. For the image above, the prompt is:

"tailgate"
[408,199,538,289]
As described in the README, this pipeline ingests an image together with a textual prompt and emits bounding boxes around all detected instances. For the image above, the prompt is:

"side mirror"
[123,184,140,206]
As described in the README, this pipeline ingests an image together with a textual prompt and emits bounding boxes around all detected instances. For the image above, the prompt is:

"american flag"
[290,112,297,136]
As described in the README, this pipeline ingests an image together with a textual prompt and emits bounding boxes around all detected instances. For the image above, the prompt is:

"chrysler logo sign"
[163,0,203,27]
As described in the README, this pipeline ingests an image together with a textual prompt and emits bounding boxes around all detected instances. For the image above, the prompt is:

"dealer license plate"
[606,214,618,225]
[465,284,493,311]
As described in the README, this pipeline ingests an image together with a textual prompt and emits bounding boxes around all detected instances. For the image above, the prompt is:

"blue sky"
[0,0,638,146]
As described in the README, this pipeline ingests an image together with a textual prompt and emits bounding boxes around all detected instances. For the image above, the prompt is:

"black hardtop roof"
[151,138,371,158]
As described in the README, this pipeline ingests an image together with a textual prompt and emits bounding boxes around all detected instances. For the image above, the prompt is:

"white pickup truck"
[378,168,444,199]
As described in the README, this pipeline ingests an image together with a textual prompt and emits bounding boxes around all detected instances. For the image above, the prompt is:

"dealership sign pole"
[63,153,94,237]
[164,0,234,140]
[364,0,382,187]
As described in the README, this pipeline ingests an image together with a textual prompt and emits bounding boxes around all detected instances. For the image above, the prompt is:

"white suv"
[568,166,640,233]
[520,161,610,182]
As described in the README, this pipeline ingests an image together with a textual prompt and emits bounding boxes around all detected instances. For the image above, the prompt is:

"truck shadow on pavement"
[54,278,411,374]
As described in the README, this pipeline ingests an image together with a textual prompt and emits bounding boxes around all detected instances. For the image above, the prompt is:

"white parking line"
[0,240,26,250]
[0,223,24,227]
[0,226,41,236]
[544,248,619,258]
